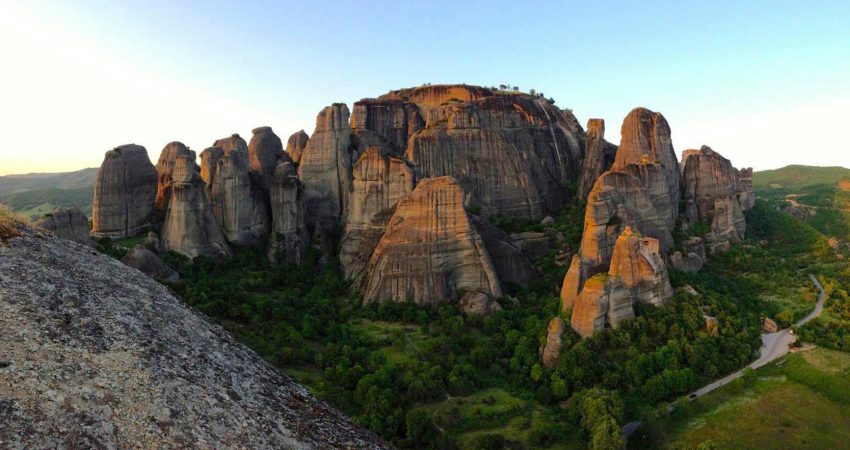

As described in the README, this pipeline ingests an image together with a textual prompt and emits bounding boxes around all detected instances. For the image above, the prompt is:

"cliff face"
[92,144,157,238]
[160,156,231,259]
[0,225,388,449]
[286,130,310,165]
[154,141,196,213]
[577,119,617,200]
[34,207,92,246]
[298,104,354,228]
[268,161,308,264]
[681,146,748,242]
[205,135,271,246]
[349,85,584,220]
[362,176,503,304]
[340,147,415,281]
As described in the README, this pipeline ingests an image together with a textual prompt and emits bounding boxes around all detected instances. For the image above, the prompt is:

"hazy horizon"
[2,0,849,175]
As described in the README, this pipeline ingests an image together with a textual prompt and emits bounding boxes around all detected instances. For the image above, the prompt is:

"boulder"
[361,177,503,304]
[762,317,779,333]
[671,251,703,273]
[143,230,161,252]
[155,141,196,212]
[34,207,92,246]
[206,134,271,246]
[577,119,617,200]
[704,315,719,335]
[248,126,290,191]
[541,317,566,368]
[299,104,354,228]
[161,156,232,259]
[708,240,732,254]
[267,161,307,264]
[459,291,502,317]
[285,130,309,165]
[121,244,179,284]
[92,144,157,238]
[613,107,680,223]
[340,147,415,281]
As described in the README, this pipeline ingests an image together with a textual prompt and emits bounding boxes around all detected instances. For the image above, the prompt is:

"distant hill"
[0,168,96,219]
[753,165,850,190]
[0,167,97,196]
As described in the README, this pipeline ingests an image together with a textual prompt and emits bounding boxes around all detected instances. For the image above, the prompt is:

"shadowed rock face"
[298,104,354,228]
[571,229,672,338]
[362,176,503,305]
[155,142,196,212]
[681,146,747,243]
[92,144,157,238]
[34,207,92,246]
[285,130,310,165]
[206,134,271,246]
[350,85,584,220]
[0,226,389,449]
[577,119,617,200]
[541,317,566,368]
[121,244,179,284]
[340,147,415,281]
[161,156,231,259]
[248,126,290,191]
[268,161,307,264]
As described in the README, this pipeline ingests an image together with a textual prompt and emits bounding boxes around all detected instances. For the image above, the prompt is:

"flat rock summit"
[0,225,388,449]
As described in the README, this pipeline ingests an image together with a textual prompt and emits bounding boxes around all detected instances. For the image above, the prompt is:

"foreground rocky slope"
[0,225,388,449]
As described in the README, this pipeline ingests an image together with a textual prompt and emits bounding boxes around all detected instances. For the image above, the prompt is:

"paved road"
[623,273,827,439]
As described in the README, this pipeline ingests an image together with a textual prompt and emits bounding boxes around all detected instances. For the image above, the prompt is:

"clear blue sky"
[2,0,849,174]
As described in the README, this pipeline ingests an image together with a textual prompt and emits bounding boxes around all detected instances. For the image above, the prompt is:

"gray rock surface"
[120,244,180,284]
[34,207,92,246]
[91,144,157,238]
[0,226,389,449]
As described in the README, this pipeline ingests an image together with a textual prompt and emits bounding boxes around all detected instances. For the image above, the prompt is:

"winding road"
[622,274,827,439]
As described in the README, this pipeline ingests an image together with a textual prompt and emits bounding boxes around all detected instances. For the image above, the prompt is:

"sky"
[1,0,849,175]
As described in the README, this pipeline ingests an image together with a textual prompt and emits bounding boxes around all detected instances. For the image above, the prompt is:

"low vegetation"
[0,203,27,240]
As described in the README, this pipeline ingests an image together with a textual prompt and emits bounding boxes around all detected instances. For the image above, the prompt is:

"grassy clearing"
[636,348,850,449]
[350,319,430,365]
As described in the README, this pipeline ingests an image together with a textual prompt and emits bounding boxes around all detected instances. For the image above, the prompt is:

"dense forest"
[93,196,843,449]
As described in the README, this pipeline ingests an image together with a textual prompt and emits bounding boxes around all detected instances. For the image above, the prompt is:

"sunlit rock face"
[339,147,415,281]
[155,141,196,213]
[613,107,680,224]
[541,317,566,368]
[570,228,672,338]
[285,129,309,165]
[361,176,503,305]
[248,126,290,192]
[267,161,308,264]
[92,144,157,238]
[160,156,231,259]
[204,134,271,246]
[349,85,584,220]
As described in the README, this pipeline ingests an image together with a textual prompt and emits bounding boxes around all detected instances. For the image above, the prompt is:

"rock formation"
[0,226,389,449]
[613,107,680,223]
[205,134,271,245]
[671,237,706,273]
[346,85,584,220]
[34,207,92,246]
[736,167,755,210]
[570,228,672,338]
[339,147,415,281]
[161,156,231,259]
[762,317,779,333]
[459,291,503,316]
[681,146,747,243]
[361,177,502,304]
[286,130,310,165]
[577,119,617,200]
[121,244,180,284]
[199,146,223,185]
[298,104,354,228]
[92,144,157,238]
[154,141,196,212]
[248,126,289,191]
[541,317,566,368]
[267,161,307,264]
